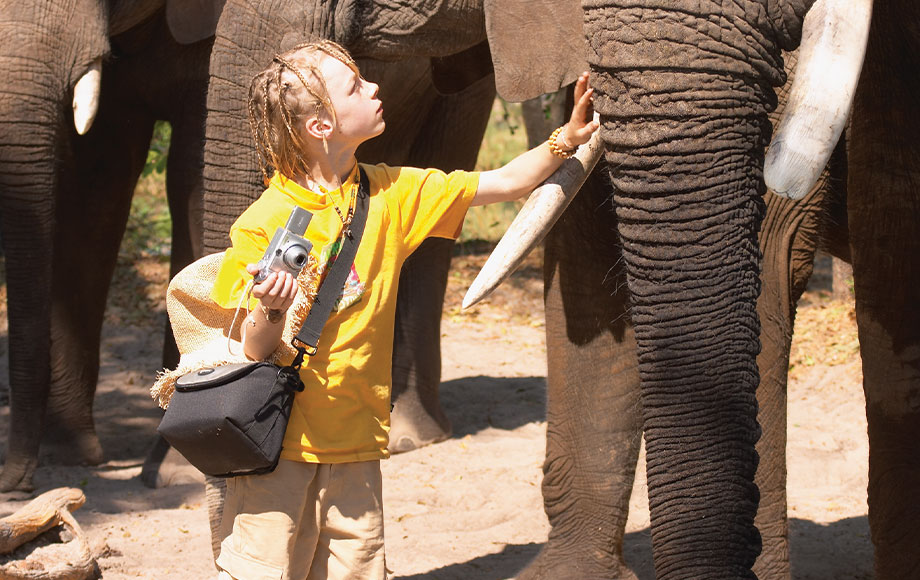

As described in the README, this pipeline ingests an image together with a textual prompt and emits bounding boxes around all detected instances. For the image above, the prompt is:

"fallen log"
[0,488,98,580]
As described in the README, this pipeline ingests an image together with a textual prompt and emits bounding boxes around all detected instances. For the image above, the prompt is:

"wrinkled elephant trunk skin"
[0,2,111,492]
[0,90,58,491]
[584,3,799,576]
[604,110,765,578]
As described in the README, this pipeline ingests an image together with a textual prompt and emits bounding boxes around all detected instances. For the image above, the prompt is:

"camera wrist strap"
[292,167,370,360]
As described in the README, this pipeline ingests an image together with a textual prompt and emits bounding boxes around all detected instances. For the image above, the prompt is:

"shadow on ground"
[391,530,653,580]
[392,516,873,579]
[439,376,546,439]
[392,542,542,580]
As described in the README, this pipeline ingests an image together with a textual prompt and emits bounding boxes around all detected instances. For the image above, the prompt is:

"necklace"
[331,180,357,239]
[307,167,359,239]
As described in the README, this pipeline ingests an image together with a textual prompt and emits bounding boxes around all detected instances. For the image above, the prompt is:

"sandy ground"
[0,251,872,579]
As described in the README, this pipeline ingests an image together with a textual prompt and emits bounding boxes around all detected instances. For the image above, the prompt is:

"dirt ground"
[0,250,872,579]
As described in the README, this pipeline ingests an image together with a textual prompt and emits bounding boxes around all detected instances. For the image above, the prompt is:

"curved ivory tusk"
[72,59,102,135]
[463,113,603,309]
[764,0,873,199]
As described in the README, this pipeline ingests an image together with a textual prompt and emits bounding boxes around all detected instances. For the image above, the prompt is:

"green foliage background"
[124,121,172,259]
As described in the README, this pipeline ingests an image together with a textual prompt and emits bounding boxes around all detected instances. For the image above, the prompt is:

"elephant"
[506,54,848,580]
[476,0,917,578]
[0,1,218,492]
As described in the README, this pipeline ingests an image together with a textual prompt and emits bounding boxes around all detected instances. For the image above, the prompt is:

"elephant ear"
[166,0,227,44]
[484,0,587,101]
[430,41,495,96]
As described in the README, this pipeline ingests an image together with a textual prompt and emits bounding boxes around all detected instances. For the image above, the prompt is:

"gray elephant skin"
[492,0,917,579]
[0,0,217,493]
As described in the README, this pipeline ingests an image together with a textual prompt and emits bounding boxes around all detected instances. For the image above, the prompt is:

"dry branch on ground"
[0,488,98,580]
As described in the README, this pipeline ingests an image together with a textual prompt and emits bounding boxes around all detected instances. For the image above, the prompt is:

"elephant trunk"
[603,94,765,578]
[0,2,110,491]
[201,16,269,254]
[0,79,61,491]
[584,1,813,576]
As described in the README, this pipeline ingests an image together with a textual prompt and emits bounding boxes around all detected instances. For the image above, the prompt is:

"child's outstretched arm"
[473,72,600,207]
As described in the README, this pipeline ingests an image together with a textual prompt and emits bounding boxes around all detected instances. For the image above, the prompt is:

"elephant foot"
[140,436,204,488]
[42,431,104,466]
[0,457,38,493]
[515,543,638,580]
[387,392,452,454]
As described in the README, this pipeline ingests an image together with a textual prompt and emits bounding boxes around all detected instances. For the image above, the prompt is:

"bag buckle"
[291,337,317,358]
[289,341,316,372]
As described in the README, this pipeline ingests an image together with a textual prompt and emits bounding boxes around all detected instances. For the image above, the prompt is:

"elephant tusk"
[764,0,873,199]
[72,59,102,135]
[462,113,603,309]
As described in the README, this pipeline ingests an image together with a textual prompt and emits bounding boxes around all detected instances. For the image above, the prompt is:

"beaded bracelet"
[548,126,576,159]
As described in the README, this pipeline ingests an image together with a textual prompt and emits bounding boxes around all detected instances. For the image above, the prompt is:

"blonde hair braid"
[247,39,359,182]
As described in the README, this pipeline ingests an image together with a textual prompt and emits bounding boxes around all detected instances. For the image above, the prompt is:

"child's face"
[317,54,385,145]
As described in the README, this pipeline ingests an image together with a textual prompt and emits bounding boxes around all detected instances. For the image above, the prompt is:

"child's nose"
[369,82,380,98]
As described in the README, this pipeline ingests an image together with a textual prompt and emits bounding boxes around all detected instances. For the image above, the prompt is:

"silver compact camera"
[254,206,314,284]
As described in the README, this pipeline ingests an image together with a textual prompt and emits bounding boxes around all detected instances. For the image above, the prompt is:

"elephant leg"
[849,164,920,579]
[385,66,495,454]
[519,172,642,580]
[43,76,155,463]
[159,32,210,370]
[849,9,920,574]
[389,237,455,453]
[752,150,841,578]
[141,43,210,487]
[160,116,206,372]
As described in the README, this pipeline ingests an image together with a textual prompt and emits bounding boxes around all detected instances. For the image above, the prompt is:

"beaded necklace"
[331,181,357,239]
[308,165,358,239]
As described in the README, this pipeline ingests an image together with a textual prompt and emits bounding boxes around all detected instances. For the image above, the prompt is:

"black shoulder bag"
[157,169,370,477]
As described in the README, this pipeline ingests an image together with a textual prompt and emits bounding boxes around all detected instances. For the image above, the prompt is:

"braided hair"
[247,40,359,183]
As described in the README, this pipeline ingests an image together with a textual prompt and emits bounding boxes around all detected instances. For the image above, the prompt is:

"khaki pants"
[216,459,385,580]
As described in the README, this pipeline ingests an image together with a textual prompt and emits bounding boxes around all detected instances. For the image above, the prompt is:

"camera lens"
[282,244,309,271]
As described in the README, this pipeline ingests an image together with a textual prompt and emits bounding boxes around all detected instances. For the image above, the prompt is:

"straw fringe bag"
[150,252,320,411]
[148,252,321,477]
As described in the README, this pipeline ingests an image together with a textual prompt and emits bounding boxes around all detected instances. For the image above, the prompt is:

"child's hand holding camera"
[245,263,297,323]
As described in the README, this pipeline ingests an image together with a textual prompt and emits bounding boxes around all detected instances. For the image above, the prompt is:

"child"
[210,39,598,580]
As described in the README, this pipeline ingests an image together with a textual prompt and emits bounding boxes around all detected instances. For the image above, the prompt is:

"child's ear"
[304,116,334,140]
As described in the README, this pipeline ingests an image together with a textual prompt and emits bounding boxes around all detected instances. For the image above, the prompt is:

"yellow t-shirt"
[210,163,478,463]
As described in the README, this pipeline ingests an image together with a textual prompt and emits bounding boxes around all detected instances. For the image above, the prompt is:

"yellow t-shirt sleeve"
[210,221,271,311]
[387,166,479,252]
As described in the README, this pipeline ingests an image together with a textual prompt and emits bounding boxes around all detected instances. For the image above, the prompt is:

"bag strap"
[291,167,370,362]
